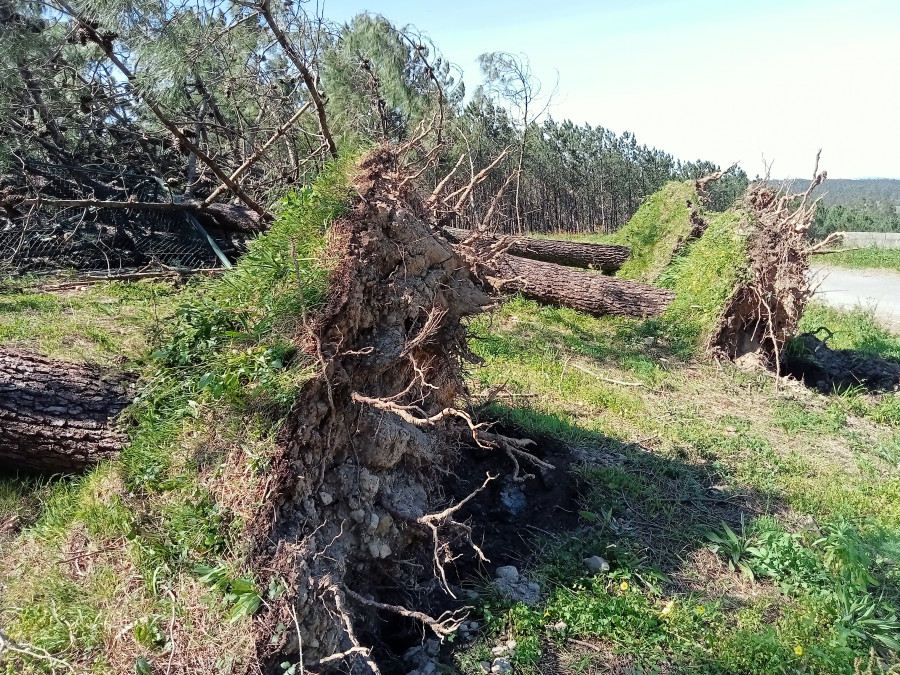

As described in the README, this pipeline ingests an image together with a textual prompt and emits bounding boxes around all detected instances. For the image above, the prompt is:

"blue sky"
[320,0,900,179]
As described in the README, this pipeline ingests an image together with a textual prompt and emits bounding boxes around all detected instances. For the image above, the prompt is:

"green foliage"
[705,519,757,580]
[132,616,166,648]
[323,14,458,147]
[810,200,900,239]
[124,157,354,489]
[785,178,900,208]
[195,565,262,623]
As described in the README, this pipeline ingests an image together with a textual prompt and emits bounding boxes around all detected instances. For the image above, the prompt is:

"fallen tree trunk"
[474,249,674,318]
[441,226,630,272]
[0,348,134,473]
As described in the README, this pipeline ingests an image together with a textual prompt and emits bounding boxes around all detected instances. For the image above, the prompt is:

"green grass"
[0,279,181,365]
[610,181,697,282]
[657,209,750,354]
[799,302,900,362]
[817,247,900,272]
[4,167,900,673]
[460,291,900,673]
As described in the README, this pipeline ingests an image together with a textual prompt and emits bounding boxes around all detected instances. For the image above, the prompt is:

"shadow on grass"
[790,303,900,394]
[446,404,784,585]
[784,332,900,394]
[440,405,900,674]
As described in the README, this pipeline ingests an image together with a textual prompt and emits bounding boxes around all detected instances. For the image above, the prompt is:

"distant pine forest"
[771,178,900,239]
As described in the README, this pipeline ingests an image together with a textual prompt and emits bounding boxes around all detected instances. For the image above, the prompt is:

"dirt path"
[810,265,900,332]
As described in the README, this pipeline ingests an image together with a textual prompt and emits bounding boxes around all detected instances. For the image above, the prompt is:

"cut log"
[442,227,629,273]
[479,251,674,318]
[0,348,134,474]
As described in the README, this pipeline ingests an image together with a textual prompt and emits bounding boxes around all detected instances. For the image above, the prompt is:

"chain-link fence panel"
[1,162,224,275]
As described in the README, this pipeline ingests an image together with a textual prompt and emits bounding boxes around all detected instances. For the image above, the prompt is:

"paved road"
[810,265,900,332]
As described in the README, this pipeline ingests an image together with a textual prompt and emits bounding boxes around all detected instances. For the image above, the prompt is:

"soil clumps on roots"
[252,149,550,673]
[708,167,825,373]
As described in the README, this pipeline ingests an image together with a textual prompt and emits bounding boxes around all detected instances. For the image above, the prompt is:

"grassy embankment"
[453,182,900,674]
[0,159,354,674]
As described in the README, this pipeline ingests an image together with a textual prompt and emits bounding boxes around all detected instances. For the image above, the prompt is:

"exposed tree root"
[709,155,827,371]
[251,148,548,673]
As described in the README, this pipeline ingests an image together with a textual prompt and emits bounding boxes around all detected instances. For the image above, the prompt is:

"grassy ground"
[0,277,182,366]
[816,247,900,272]
[453,297,900,674]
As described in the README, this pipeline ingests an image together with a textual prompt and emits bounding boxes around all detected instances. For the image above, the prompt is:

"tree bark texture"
[0,348,134,474]
[483,252,674,318]
[442,227,630,273]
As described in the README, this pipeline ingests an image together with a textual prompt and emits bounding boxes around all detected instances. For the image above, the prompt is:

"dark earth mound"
[784,333,900,393]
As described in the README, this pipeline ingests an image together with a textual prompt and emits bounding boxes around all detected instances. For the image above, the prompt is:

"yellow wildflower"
[661,600,674,616]
[620,581,629,591]
[696,605,705,614]
[794,645,804,656]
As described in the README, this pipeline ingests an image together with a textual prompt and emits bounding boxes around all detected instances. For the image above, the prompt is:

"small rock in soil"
[479,661,492,673]
[552,620,568,632]
[402,646,424,665]
[491,645,510,656]
[425,639,440,657]
[318,491,333,505]
[494,576,542,606]
[492,657,512,673]
[376,513,393,535]
[495,565,519,581]
[350,509,366,523]
[583,555,610,574]
[499,479,527,516]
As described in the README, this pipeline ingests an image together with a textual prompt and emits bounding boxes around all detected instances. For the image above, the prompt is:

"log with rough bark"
[0,348,134,474]
[476,250,674,318]
[442,226,630,273]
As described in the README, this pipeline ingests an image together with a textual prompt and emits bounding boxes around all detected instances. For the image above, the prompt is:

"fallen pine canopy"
[473,249,674,318]
[0,347,134,473]
[441,226,630,273]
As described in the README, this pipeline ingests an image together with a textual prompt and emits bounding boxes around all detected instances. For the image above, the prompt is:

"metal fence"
[1,162,227,275]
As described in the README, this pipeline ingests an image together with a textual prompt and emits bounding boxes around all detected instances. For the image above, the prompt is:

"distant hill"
[768,178,900,205]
